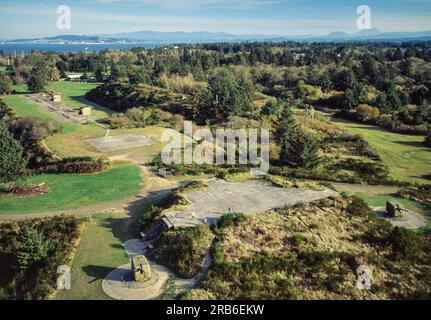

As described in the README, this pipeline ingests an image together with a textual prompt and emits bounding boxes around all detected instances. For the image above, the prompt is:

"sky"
[0,0,431,39]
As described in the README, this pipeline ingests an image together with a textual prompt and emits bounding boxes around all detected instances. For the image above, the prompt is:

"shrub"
[0,100,14,121]
[397,186,431,201]
[389,227,425,262]
[151,225,213,278]
[0,74,13,94]
[180,181,209,193]
[290,233,307,246]
[211,212,246,234]
[346,196,375,218]
[0,216,82,299]
[35,157,110,174]
[330,158,389,182]
[355,104,380,122]
[180,289,216,300]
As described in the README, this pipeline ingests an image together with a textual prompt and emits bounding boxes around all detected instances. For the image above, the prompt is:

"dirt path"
[332,183,399,195]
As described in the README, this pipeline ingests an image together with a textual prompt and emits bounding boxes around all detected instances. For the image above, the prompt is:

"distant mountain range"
[3,28,431,44]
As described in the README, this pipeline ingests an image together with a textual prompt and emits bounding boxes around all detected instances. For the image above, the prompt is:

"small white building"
[67,74,82,80]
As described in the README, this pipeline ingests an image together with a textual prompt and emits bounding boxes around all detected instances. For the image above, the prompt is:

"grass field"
[55,212,130,300]
[4,95,55,120]
[48,82,113,119]
[342,190,431,233]
[45,126,167,160]
[13,84,30,94]
[3,95,77,133]
[332,118,431,184]
[0,165,142,214]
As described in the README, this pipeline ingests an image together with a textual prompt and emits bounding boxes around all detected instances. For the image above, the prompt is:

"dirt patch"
[2,183,50,198]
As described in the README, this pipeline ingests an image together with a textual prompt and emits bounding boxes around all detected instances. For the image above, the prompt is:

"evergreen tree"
[27,62,48,92]
[386,85,402,111]
[0,121,28,183]
[203,69,252,120]
[276,105,297,162]
[284,132,322,169]
[95,68,105,82]
[376,92,389,112]
[16,227,53,270]
[275,105,321,168]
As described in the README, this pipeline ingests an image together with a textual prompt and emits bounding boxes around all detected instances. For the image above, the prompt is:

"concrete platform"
[102,262,171,300]
[375,207,427,229]
[165,179,338,228]
[86,134,156,152]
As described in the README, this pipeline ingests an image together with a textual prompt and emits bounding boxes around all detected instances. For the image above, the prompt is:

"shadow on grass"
[394,140,428,148]
[69,94,113,115]
[100,187,174,244]
[82,265,115,283]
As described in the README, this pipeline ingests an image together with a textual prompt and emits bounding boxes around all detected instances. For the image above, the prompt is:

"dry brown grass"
[203,196,431,300]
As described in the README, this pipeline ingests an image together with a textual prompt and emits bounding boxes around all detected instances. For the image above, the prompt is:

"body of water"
[0,43,158,54]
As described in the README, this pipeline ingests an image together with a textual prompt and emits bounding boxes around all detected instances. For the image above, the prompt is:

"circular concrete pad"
[375,207,427,229]
[102,262,172,300]
[123,239,148,257]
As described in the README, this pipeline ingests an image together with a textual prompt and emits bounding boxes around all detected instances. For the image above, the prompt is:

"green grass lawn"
[342,190,431,233]
[48,82,113,119]
[55,212,130,300]
[332,118,431,184]
[4,95,54,120]
[3,95,77,133]
[13,84,31,94]
[0,165,142,214]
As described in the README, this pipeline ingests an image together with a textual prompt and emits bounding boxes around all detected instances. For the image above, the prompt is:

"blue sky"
[1,0,431,39]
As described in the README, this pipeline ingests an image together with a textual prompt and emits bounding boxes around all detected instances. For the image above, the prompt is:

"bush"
[35,157,110,174]
[151,225,213,278]
[0,100,14,121]
[355,104,380,122]
[346,196,374,218]
[211,212,246,234]
[0,216,82,299]
[389,227,425,262]
[397,186,431,201]
[330,158,389,182]
[180,181,209,193]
